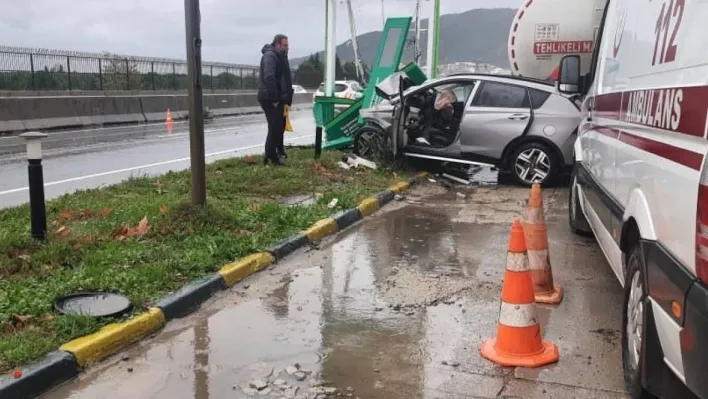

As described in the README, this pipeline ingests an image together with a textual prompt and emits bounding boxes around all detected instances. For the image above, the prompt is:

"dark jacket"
[258,44,293,105]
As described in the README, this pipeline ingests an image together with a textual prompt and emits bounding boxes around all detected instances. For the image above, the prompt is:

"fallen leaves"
[230,229,253,237]
[159,204,169,215]
[244,155,258,165]
[251,202,261,212]
[313,162,336,179]
[10,314,35,332]
[52,226,71,238]
[109,216,151,241]
[57,207,112,222]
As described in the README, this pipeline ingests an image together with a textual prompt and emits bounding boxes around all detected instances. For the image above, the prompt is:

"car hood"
[374,71,410,100]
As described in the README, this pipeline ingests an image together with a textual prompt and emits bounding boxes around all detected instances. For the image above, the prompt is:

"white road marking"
[704,110,708,139]
[0,134,315,196]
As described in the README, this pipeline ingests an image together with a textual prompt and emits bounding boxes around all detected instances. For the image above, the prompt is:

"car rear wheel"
[622,245,655,399]
[508,142,558,186]
[353,123,393,163]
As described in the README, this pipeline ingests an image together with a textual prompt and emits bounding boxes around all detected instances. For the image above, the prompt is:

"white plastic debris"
[327,198,338,209]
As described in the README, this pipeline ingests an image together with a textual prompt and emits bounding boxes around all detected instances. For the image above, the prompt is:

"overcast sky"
[1,0,521,65]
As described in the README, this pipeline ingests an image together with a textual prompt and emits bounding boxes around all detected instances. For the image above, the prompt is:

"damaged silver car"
[354,73,581,186]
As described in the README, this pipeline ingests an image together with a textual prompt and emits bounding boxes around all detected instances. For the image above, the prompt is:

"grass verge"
[0,148,409,372]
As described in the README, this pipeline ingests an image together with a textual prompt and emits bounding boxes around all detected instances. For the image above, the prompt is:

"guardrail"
[0,46,260,92]
[0,92,314,134]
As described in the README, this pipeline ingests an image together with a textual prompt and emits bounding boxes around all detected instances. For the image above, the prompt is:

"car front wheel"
[353,123,393,163]
[508,142,558,186]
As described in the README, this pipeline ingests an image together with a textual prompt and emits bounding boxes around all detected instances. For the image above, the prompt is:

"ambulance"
[558,0,708,397]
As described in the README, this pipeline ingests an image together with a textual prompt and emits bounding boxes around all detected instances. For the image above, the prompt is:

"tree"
[102,53,142,90]
[293,53,325,88]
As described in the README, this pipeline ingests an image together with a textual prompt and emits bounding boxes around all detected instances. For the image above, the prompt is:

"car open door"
[387,74,408,158]
[460,81,532,161]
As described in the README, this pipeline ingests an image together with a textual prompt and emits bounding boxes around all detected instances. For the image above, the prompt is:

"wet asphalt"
[41,179,630,399]
[0,111,316,209]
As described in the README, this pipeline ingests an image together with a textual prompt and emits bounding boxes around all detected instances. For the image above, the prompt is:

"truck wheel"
[569,164,593,236]
[621,245,654,399]
[354,123,392,163]
[508,142,558,186]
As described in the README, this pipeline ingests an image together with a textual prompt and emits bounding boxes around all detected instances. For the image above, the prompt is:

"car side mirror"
[557,55,581,94]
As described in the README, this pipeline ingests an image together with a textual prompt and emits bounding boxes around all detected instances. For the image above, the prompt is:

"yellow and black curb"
[0,171,428,398]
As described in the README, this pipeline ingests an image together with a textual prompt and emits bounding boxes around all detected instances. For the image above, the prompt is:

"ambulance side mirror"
[558,55,581,94]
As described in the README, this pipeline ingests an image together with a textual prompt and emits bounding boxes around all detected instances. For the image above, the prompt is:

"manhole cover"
[278,194,316,207]
[54,292,133,318]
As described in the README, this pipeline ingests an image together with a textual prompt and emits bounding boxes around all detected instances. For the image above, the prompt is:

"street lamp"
[20,132,48,240]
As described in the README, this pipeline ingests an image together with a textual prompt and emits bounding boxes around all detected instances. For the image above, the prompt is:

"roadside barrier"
[0,92,313,134]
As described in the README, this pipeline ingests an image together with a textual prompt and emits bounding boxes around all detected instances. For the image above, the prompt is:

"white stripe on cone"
[526,207,545,224]
[505,252,530,272]
[498,302,538,328]
[526,249,549,271]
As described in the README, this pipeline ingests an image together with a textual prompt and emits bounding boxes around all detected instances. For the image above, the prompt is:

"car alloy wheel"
[514,147,552,184]
[354,124,391,163]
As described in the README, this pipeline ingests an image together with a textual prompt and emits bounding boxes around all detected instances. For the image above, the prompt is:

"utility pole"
[415,0,422,63]
[324,0,336,97]
[425,0,441,78]
[381,0,385,29]
[184,0,206,205]
[345,0,364,80]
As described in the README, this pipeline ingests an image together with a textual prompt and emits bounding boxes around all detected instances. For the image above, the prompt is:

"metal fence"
[0,46,260,92]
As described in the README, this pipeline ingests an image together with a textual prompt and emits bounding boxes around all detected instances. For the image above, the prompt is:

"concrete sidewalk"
[42,181,629,399]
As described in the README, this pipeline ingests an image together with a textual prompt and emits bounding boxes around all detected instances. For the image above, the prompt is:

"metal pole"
[151,62,155,90]
[66,56,72,91]
[415,0,422,63]
[432,0,441,78]
[98,58,103,90]
[425,0,440,78]
[125,59,130,90]
[324,0,336,97]
[185,0,206,205]
[210,65,214,92]
[30,54,36,91]
[172,63,177,90]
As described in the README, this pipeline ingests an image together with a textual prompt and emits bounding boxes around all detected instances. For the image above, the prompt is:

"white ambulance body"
[559,0,708,397]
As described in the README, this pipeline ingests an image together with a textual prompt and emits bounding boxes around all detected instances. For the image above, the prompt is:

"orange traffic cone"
[480,219,559,368]
[165,108,174,134]
[524,183,563,304]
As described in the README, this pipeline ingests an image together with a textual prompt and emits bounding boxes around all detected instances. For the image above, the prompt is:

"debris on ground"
[394,194,405,201]
[442,172,470,185]
[341,154,377,170]
[327,198,338,209]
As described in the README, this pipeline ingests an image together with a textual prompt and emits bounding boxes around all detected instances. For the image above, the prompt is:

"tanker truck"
[507,0,608,81]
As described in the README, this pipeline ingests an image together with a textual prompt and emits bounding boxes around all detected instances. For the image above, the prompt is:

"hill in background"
[290,8,516,69]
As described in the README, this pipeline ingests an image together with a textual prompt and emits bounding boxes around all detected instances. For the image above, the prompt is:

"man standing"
[258,34,293,165]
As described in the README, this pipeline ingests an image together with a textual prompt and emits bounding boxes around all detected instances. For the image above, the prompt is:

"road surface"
[42,182,630,399]
[0,111,316,209]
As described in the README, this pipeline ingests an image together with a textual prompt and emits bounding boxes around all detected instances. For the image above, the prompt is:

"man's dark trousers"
[260,101,285,161]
